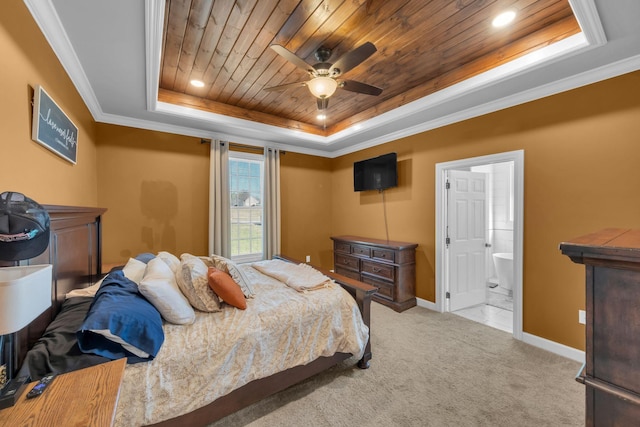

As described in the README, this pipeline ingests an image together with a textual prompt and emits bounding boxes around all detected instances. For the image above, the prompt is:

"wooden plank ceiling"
[159,0,579,136]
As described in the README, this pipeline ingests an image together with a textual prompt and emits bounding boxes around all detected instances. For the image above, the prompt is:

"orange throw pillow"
[207,267,247,310]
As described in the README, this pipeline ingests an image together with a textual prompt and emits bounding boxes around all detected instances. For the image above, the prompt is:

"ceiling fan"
[265,42,383,110]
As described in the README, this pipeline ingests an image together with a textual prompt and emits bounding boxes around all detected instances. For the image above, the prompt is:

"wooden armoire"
[560,228,640,425]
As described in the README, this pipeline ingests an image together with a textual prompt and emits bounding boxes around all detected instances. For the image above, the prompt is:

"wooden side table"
[0,358,126,427]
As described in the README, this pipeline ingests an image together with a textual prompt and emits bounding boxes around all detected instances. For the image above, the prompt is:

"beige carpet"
[210,303,584,426]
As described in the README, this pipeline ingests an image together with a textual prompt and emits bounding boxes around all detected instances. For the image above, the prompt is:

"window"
[229,151,263,262]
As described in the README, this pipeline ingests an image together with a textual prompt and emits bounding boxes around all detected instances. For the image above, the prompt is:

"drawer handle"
[373,267,382,273]
[342,258,350,265]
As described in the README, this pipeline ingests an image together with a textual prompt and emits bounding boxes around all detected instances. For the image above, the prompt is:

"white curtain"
[263,147,281,259]
[209,140,230,257]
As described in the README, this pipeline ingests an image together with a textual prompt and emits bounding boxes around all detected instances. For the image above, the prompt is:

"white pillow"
[65,279,103,299]
[176,254,221,312]
[157,251,180,273]
[138,258,196,324]
[88,329,150,358]
[122,258,147,285]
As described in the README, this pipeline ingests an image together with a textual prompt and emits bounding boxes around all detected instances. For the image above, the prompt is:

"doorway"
[435,150,524,340]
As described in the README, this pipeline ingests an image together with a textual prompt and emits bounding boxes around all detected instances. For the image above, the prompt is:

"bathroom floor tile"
[453,303,513,334]
[486,289,513,311]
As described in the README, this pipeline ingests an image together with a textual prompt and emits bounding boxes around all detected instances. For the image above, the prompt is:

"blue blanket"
[77,270,164,363]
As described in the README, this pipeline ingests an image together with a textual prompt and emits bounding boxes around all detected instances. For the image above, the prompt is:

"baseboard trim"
[415,297,585,363]
[522,332,585,363]
[416,297,438,311]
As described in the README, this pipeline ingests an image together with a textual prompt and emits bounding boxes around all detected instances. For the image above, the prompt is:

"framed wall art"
[31,85,78,164]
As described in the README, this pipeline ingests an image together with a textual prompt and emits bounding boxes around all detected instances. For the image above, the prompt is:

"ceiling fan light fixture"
[307,76,338,99]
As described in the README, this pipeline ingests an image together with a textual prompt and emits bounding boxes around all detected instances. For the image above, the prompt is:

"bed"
[11,205,376,426]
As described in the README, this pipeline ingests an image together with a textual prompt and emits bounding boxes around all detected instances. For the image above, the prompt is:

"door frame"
[435,150,524,340]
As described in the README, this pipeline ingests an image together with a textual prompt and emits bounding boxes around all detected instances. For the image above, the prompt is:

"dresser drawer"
[334,254,360,272]
[334,242,351,254]
[361,260,395,281]
[372,248,395,263]
[362,275,394,300]
[351,244,371,257]
[334,266,360,281]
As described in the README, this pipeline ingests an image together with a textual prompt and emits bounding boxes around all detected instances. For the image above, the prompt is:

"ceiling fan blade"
[340,80,383,96]
[264,81,307,92]
[270,45,315,75]
[329,42,377,76]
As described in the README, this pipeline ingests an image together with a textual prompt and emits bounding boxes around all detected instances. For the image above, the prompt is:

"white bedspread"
[252,259,332,291]
[114,262,369,426]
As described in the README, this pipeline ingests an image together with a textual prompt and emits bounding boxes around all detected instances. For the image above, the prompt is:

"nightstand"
[0,358,126,427]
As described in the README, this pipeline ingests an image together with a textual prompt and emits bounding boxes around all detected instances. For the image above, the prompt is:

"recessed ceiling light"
[190,79,205,88]
[492,10,516,28]
[317,114,327,120]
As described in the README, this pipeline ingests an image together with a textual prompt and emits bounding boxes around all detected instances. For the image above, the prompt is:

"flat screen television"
[354,152,398,192]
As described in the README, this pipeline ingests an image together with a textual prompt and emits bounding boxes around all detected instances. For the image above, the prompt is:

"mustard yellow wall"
[331,70,640,350]
[0,2,98,205]
[96,124,210,264]
[95,136,334,268]
[280,153,333,266]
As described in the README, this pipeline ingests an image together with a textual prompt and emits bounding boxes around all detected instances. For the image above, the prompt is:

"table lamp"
[0,191,52,407]
[0,264,53,376]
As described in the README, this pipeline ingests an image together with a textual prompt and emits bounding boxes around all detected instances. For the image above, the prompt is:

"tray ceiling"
[159,0,579,136]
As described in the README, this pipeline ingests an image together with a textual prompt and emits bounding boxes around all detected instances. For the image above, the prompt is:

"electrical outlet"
[579,310,586,325]
[305,255,311,263]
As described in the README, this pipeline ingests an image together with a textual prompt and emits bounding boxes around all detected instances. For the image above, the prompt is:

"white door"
[446,170,487,311]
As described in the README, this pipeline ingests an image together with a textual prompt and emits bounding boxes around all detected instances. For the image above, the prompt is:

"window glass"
[229,151,264,262]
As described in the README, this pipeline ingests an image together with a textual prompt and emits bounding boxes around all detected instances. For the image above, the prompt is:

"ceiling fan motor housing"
[313,63,335,76]
[314,46,332,62]
[313,47,339,76]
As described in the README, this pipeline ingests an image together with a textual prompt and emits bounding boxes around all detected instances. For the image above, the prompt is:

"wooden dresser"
[331,235,417,312]
[560,228,640,426]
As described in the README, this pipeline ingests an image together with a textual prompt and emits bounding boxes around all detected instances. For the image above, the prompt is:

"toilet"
[492,252,513,292]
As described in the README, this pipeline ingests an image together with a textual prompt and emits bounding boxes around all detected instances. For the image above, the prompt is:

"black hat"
[0,192,50,261]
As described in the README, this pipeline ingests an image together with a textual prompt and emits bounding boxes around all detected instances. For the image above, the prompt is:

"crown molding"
[24,0,104,119]
[570,0,607,46]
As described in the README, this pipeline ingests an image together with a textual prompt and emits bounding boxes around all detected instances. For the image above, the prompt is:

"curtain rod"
[200,139,285,154]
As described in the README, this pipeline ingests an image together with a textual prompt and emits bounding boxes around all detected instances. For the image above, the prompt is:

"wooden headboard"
[0,205,106,370]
